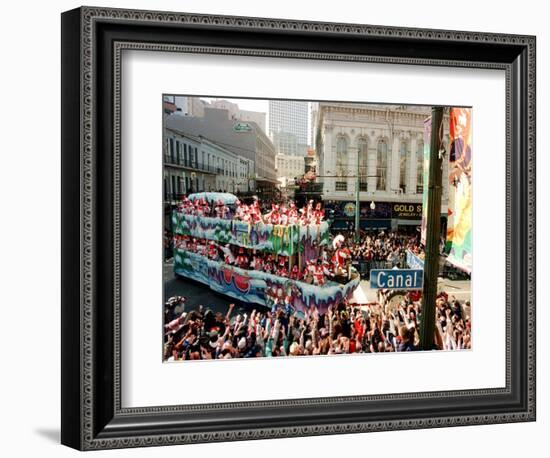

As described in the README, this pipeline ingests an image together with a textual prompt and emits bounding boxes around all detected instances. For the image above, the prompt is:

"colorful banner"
[446,108,472,273]
[172,212,331,257]
[420,117,431,245]
[406,249,425,270]
[173,249,360,315]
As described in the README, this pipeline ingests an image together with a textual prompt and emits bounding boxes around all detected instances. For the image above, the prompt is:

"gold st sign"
[392,203,423,219]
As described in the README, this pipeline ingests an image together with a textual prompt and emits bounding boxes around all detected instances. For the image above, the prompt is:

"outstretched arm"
[225,303,235,322]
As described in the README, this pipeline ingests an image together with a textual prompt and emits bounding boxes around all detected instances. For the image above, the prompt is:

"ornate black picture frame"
[61,6,536,450]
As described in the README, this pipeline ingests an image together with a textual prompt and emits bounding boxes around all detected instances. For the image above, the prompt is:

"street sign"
[370,268,423,290]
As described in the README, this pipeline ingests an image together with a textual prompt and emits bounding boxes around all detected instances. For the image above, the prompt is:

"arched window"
[336,136,348,191]
[399,140,409,193]
[376,139,388,191]
[357,137,369,191]
[416,141,424,194]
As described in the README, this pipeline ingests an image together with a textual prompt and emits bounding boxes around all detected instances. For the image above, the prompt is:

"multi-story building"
[271,131,308,157]
[165,107,277,195]
[269,100,309,156]
[276,154,305,183]
[314,102,450,231]
[164,95,208,117]
[163,129,254,199]
[209,99,267,132]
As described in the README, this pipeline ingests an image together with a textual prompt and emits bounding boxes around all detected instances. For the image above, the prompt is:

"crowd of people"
[163,289,471,361]
[177,196,325,226]
[341,230,423,264]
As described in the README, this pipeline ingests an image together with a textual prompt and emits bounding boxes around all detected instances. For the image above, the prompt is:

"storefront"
[330,218,392,231]
[324,200,422,233]
[392,203,422,233]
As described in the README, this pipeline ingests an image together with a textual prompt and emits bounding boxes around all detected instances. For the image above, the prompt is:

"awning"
[360,219,391,229]
[329,219,392,230]
[396,219,421,226]
[330,219,349,230]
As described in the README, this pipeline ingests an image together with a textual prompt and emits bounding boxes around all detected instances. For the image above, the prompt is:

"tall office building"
[268,100,309,156]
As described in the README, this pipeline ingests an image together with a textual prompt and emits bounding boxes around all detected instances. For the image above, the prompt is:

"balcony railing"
[163,154,218,174]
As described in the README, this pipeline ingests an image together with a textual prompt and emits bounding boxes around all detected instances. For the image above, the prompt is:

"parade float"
[172,193,360,315]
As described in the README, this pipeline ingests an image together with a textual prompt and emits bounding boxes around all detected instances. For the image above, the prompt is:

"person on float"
[234,199,245,221]
[306,200,315,222]
[249,197,262,224]
[235,247,249,269]
[180,235,189,250]
[313,259,326,286]
[277,257,289,277]
[250,254,263,271]
[203,198,211,216]
[298,207,307,225]
[241,202,253,223]
[313,202,324,224]
[302,259,315,284]
[263,256,274,274]
[207,241,218,260]
[178,195,191,214]
[289,264,302,281]
[279,208,289,226]
[193,198,203,217]
[196,238,208,257]
[288,201,299,224]
[219,243,235,265]
[264,204,281,225]
[214,199,229,219]
[331,234,351,277]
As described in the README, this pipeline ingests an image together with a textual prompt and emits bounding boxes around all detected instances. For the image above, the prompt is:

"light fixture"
[370,201,376,210]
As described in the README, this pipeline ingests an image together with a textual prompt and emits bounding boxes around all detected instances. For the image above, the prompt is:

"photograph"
[162,96,472,361]
[55,3,537,451]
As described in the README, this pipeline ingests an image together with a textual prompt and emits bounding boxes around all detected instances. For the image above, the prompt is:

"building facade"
[165,107,277,194]
[269,100,309,156]
[314,103,450,230]
[163,129,255,200]
[164,95,208,117]
[276,154,305,182]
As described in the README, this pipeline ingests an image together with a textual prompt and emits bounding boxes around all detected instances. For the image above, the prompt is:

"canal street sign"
[370,268,423,290]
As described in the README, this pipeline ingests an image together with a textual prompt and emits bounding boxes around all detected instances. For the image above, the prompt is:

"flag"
[446,108,472,273]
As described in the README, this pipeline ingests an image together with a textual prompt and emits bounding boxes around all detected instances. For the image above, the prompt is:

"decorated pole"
[419,106,444,351]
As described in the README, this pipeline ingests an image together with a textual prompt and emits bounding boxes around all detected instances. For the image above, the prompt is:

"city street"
[164,260,470,317]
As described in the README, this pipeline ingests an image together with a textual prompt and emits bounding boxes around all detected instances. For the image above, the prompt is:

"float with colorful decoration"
[172,193,360,315]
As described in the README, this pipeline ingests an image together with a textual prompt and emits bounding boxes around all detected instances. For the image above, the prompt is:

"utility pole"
[355,147,361,242]
[419,106,444,350]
